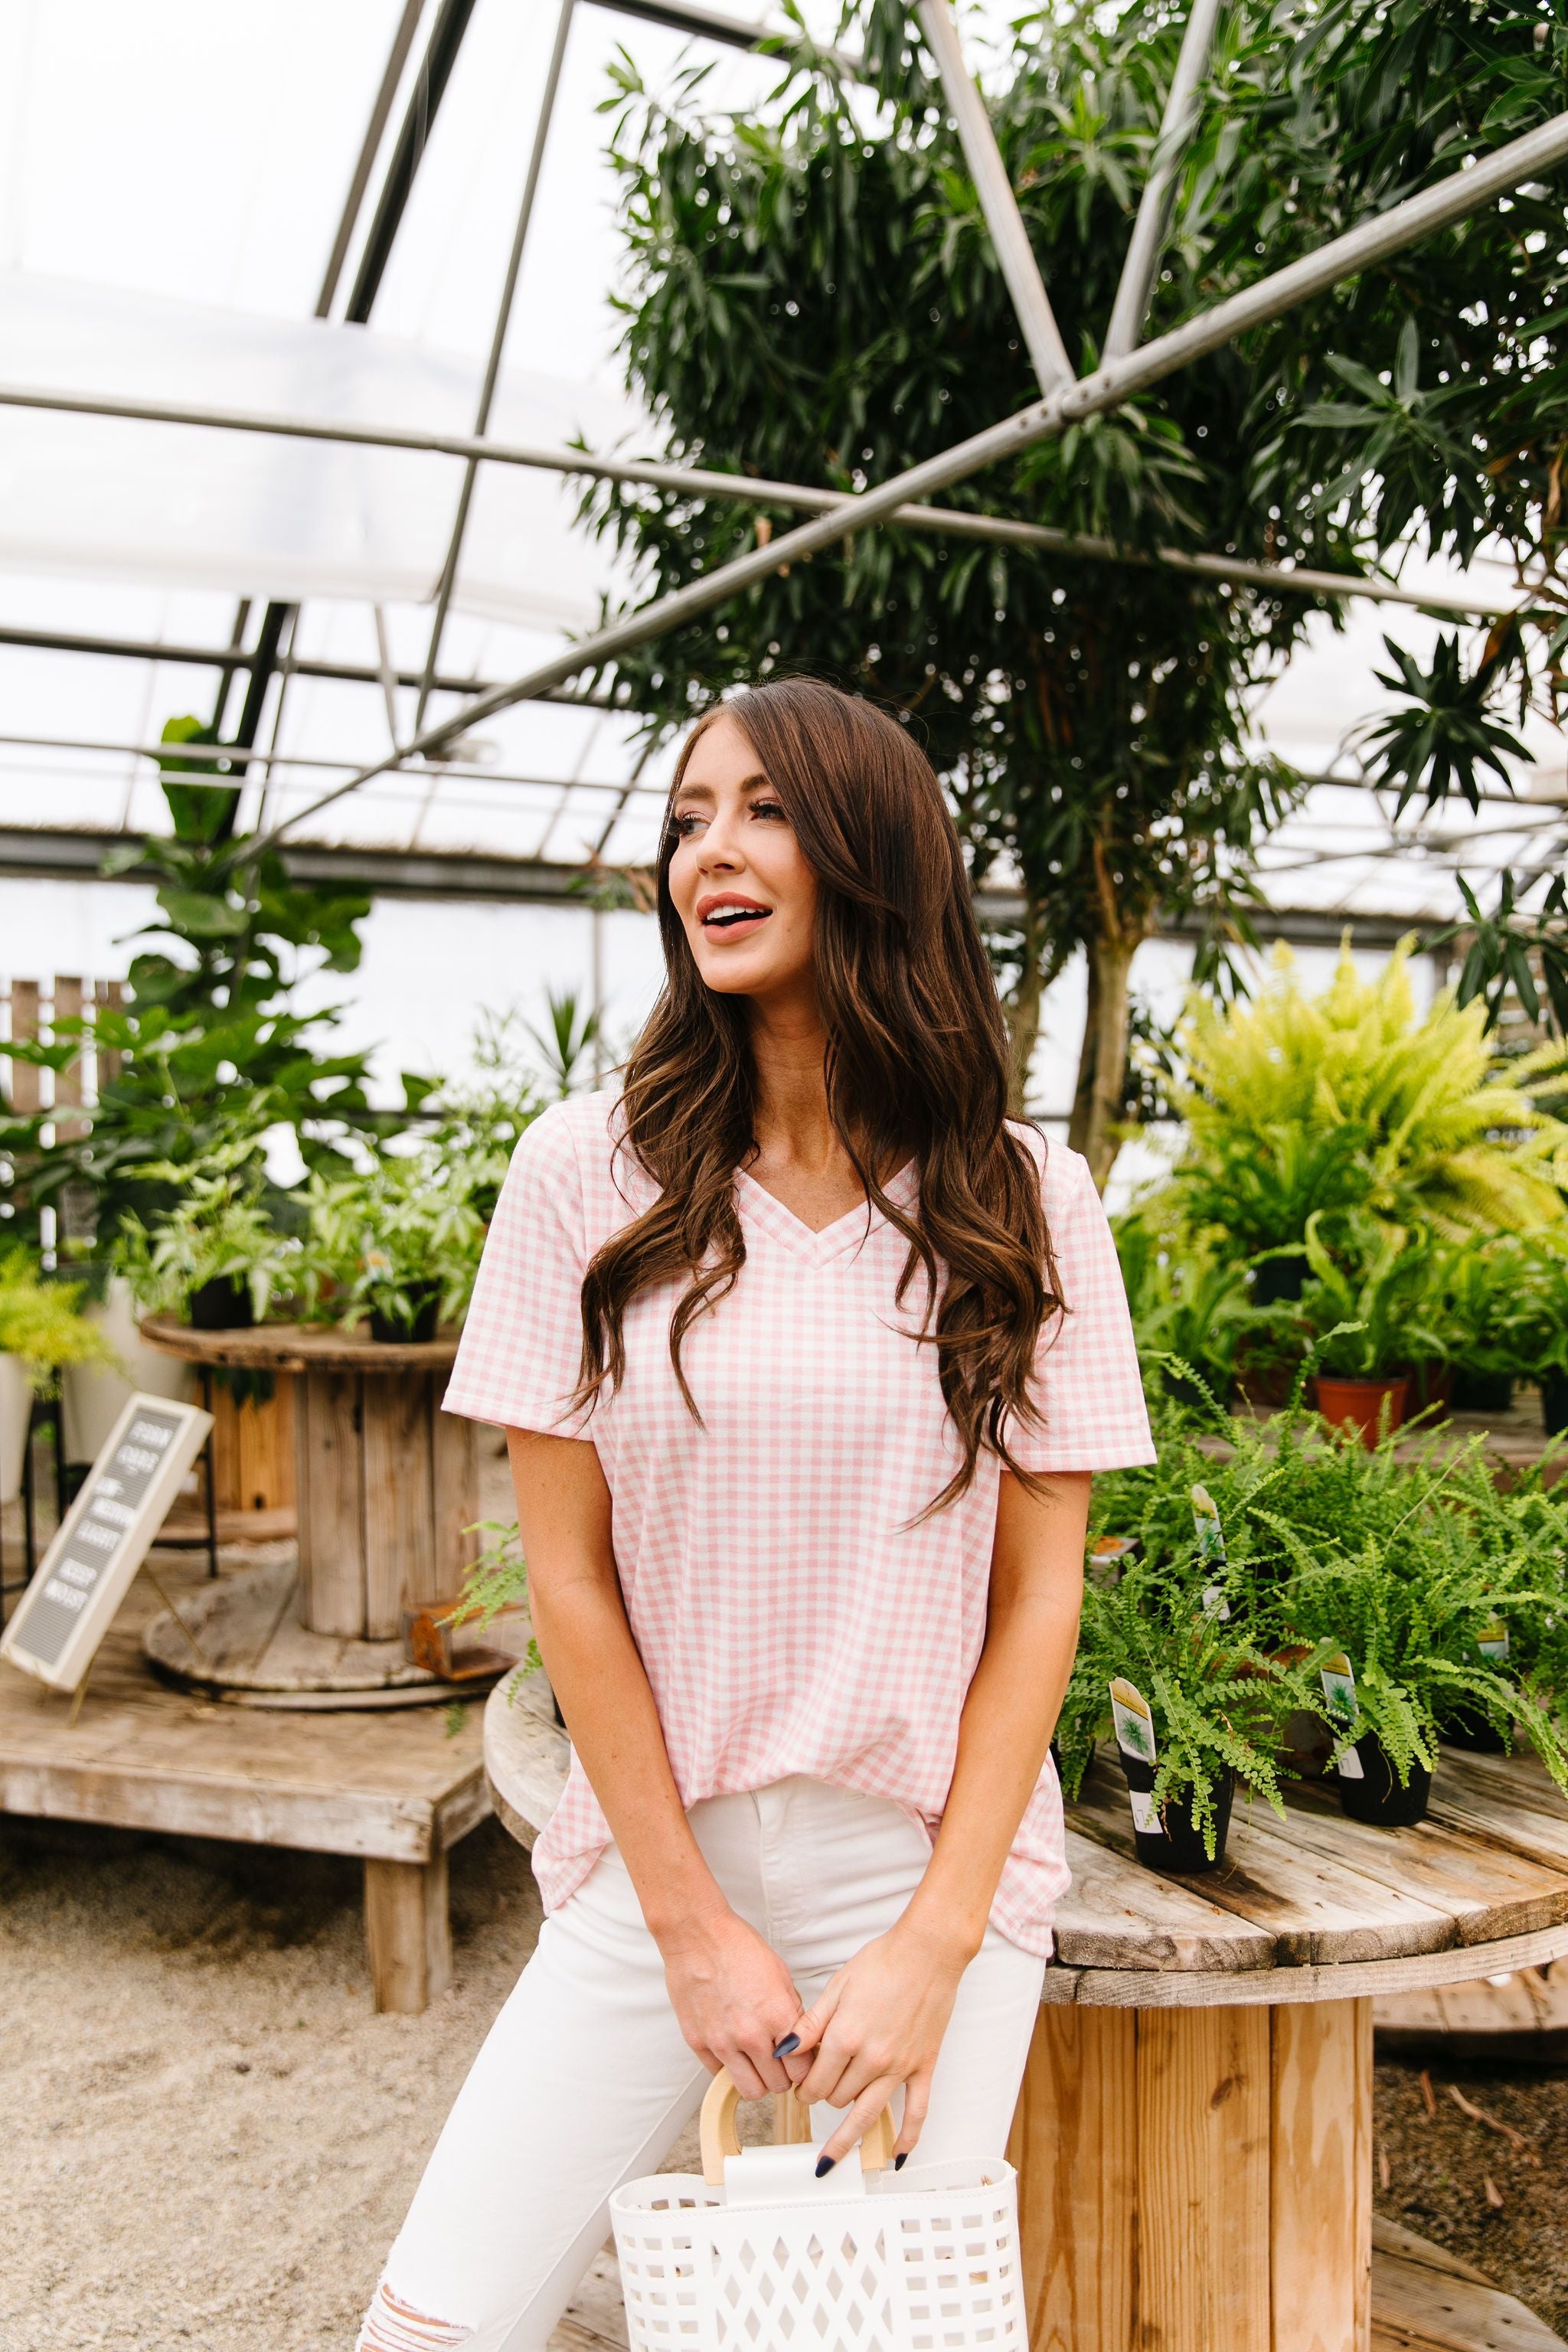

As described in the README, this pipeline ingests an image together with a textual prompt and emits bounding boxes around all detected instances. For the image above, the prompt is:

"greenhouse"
[3,3,1568,2350]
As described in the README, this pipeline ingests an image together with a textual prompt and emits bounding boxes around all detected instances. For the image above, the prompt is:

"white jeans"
[358,1776,1046,2352]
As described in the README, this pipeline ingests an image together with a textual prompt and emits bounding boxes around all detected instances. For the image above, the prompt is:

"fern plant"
[1174,940,1568,1246]
[1265,1500,1568,1795]
[1059,1544,1313,1859]
[449,1520,543,1694]
[1085,1370,1568,1788]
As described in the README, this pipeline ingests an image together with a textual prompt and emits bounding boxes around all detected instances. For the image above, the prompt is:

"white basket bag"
[609,2068,1025,2352]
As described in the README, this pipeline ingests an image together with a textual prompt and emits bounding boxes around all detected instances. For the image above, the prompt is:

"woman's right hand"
[658,1907,804,2098]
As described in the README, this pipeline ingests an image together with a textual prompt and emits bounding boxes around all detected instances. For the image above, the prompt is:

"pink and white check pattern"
[444,1095,1155,1955]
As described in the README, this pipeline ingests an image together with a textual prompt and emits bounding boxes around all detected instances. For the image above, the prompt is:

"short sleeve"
[1003,1138,1156,1472]
[443,1102,597,1437]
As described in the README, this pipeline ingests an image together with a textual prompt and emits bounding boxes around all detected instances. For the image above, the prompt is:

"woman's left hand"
[783,1919,970,2169]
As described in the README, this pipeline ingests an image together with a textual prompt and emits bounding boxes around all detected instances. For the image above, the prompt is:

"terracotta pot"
[1316,1374,1408,1447]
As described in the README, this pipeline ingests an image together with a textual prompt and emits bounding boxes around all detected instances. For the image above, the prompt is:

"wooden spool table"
[137,1317,481,1704]
[485,1681,1568,2352]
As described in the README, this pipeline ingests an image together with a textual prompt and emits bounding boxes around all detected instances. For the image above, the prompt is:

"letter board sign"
[0,1393,212,1692]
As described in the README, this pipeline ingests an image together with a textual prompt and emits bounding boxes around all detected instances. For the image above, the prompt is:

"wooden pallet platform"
[0,1544,491,2011]
[1372,2218,1566,2352]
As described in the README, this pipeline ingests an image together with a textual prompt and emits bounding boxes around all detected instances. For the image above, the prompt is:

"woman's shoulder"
[507,1090,655,1218]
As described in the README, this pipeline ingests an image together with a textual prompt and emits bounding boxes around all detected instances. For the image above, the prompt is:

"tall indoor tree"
[583,0,1568,1182]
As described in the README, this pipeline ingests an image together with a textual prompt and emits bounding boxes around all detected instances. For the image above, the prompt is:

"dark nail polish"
[815,2154,836,2178]
[894,2153,908,2171]
[773,2034,800,2059]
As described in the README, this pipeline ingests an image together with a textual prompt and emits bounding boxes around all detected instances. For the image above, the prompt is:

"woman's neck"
[747,995,838,1175]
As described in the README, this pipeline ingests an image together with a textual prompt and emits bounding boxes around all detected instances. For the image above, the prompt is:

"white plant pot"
[60,1276,195,1465]
[0,1352,31,1506]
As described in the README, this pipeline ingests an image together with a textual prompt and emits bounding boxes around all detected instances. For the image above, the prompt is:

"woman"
[358,678,1153,2352]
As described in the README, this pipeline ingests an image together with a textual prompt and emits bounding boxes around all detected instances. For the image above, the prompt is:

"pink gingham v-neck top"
[444,1092,1155,1955]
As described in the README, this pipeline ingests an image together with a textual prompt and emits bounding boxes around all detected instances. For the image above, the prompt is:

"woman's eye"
[750,799,787,822]
[671,812,702,838]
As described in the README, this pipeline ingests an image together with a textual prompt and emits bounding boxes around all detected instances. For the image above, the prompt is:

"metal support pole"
[914,0,1073,392]
[0,381,1534,623]
[317,0,429,320]
[413,0,576,738]
[1103,0,1225,361]
[218,0,467,820]
[242,105,1568,858]
[345,0,480,324]
[201,1367,219,1581]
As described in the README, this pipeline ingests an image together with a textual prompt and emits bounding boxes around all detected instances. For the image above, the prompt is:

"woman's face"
[667,713,818,1006]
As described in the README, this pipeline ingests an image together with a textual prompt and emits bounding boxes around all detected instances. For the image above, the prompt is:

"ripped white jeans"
[357,1776,1047,2352]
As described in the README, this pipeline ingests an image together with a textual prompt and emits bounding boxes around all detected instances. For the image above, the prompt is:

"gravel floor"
[1377,2048,1568,2330]
[5,1799,1568,2348]
[0,1808,549,2352]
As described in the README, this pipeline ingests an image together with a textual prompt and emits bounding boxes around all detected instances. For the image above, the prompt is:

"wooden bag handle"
[699,2067,897,2187]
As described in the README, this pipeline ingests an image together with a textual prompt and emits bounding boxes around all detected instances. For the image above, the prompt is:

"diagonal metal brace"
[1104,0,1225,361]
[915,0,1073,392]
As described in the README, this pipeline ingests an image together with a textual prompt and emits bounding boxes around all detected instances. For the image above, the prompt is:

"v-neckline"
[733,1158,919,1266]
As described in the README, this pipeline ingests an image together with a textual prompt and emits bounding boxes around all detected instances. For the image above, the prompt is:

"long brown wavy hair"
[577,677,1063,1513]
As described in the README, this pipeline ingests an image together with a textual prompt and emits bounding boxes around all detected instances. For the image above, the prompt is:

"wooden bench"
[0,1549,491,2011]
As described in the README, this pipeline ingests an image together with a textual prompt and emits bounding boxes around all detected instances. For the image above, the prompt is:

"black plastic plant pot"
[1437,1704,1509,1756]
[1336,1735,1432,1827]
[1451,1368,1513,1414]
[1253,1253,1307,1307]
[1118,1752,1234,1873]
[188,1276,255,1331]
[369,1284,441,1344]
[1543,1371,1568,1438]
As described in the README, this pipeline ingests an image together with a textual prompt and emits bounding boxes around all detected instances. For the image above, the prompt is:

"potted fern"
[1058,1508,1314,1870]
[1268,1494,1568,1826]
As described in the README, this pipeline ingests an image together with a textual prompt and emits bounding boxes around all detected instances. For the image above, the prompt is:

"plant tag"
[1127,1788,1160,1835]
[1109,1677,1156,1763]
[1476,1618,1509,1661]
[1319,1649,1364,1777]
[1091,1534,1138,1574]
[1191,1484,1226,1567]
[1201,1584,1231,1622]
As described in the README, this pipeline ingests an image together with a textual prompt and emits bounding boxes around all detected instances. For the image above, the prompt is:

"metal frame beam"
[914,0,1073,391]
[0,381,1530,623]
[1103,0,1224,361]
[584,0,861,76]
[0,824,1451,947]
[413,0,575,739]
[240,106,1568,857]
[0,622,622,706]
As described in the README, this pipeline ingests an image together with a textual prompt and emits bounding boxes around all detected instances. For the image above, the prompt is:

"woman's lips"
[699,900,773,936]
